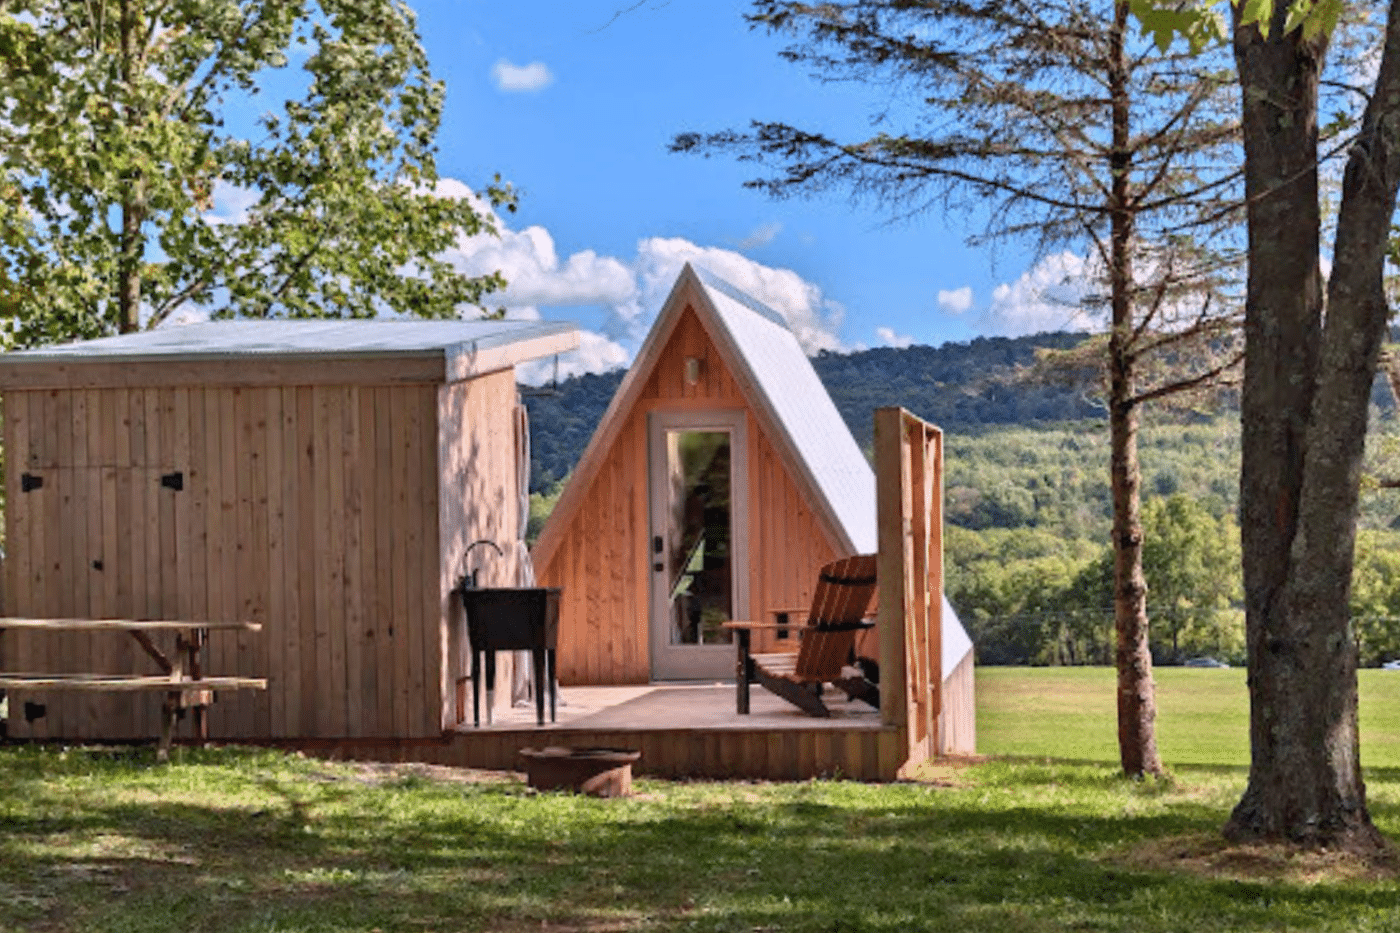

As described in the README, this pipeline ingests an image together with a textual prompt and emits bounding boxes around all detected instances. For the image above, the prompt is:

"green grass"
[4,671,1400,931]
[977,667,1400,769]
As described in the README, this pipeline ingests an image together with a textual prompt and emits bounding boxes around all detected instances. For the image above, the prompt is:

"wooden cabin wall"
[1,382,446,742]
[437,369,521,729]
[538,305,843,685]
[542,403,649,686]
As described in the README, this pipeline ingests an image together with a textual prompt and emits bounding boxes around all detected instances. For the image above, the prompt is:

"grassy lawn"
[2,671,1400,931]
[977,666,1400,769]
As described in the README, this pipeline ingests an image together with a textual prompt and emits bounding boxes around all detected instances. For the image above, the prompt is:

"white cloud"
[438,181,635,313]
[450,223,635,308]
[190,176,846,370]
[736,222,782,250]
[625,237,846,354]
[434,179,850,376]
[210,180,259,226]
[490,59,554,92]
[517,331,631,385]
[981,252,1101,336]
[876,326,913,349]
[937,286,973,315]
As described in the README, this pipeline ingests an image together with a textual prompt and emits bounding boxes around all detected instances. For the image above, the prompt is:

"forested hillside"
[524,331,1101,490]
[523,333,1400,667]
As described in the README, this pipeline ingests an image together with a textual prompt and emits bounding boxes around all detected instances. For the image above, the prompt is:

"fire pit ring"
[519,746,641,797]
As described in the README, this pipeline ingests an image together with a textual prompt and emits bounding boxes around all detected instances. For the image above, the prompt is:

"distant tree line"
[523,331,1104,493]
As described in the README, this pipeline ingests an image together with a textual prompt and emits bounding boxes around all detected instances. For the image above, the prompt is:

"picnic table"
[0,618,266,760]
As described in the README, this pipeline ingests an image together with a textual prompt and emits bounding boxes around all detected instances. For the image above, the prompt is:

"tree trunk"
[119,197,143,334]
[1225,0,1400,853]
[117,0,143,334]
[1110,371,1158,776]
[1107,0,1161,779]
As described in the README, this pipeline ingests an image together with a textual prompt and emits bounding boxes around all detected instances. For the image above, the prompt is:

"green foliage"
[0,0,510,345]
[946,526,1103,665]
[1128,0,1230,52]
[945,416,1242,539]
[527,477,568,545]
[949,494,1246,667]
[941,415,1250,666]
[1351,529,1400,665]
[1129,0,1342,53]
[1140,496,1244,661]
[1031,495,1245,664]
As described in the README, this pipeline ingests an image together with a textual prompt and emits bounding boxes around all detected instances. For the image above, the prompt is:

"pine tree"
[673,0,1244,776]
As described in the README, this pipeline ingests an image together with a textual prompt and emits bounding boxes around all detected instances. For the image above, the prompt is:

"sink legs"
[472,648,557,727]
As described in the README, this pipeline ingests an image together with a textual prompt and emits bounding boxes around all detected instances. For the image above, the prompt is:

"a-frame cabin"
[532,264,974,754]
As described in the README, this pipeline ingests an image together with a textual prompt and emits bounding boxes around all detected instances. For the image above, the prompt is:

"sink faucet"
[461,539,505,590]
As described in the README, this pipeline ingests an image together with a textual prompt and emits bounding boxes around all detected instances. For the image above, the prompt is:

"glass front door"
[648,411,747,680]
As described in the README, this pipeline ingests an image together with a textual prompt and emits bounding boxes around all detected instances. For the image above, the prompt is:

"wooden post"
[875,407,946,773]
[158,693,175,763]
[875,407,908,735]
[927,427,944,753]
[736,627,751,714]
[907,417,932,755]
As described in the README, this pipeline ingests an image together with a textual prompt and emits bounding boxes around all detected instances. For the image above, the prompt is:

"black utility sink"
[457,586,561,727]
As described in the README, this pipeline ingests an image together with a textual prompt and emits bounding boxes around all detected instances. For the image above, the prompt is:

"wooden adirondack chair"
[723,554,880,718]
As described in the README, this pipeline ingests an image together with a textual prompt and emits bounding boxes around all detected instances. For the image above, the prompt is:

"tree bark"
[1108,0,1161,778]
[117,0,143,334]
[1225,0,1400,853]
[119,197,144,334]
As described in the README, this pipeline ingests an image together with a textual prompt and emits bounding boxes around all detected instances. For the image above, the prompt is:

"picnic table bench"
[0,618,266,760]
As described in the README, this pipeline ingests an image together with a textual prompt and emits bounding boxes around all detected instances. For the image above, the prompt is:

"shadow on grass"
[3,748,1399,933]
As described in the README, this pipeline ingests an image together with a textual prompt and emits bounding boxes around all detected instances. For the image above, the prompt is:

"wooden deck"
[306,683,905,781]
[476,683,881,731]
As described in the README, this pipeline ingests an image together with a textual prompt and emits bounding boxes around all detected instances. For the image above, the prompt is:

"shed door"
[647,410,749,681]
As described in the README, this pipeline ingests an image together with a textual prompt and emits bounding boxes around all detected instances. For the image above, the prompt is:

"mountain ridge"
[523,330,1102,492]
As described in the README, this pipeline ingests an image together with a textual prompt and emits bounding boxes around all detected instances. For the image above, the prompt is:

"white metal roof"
[941,597,973,680]
[3,318,576,363]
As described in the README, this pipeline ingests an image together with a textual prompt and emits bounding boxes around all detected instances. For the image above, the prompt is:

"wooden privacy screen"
[875,406,944,771]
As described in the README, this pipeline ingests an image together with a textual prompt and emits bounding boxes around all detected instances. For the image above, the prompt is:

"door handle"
[653,562,664,572]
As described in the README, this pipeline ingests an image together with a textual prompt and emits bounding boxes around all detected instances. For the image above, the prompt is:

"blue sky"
[399,0,1097,375]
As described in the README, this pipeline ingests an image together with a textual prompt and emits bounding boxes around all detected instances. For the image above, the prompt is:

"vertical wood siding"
[1,381,471,741]
[437,370,521,729]
[537,307,843,685]
[938,651,977,756]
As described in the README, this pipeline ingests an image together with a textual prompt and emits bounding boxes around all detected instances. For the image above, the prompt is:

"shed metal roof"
[2,319,576,363]
[0,318,579,389]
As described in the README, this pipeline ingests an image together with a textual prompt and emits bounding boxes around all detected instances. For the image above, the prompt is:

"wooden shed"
[0,319,577,743]
[532,264,975,755]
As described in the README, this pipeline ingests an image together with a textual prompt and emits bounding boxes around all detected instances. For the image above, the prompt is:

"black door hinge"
[20,473,42,493]
[160,471,184,491]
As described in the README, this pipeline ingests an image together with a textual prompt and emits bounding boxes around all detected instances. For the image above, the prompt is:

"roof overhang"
[0,320,579,390]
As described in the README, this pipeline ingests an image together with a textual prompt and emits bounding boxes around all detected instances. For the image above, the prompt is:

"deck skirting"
[279,723,906,781]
